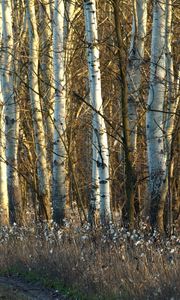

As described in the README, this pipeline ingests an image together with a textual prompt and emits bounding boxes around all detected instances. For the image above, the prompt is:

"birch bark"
[0,4,9,224]
[127,0,147,156]
[146,0,166,229]
[26,0,52,223]
[84,0,111,225]
[164,0,178,152]
[0,90,9,226]
[1,0,23,224]
[156,0,179,232]
[83,1,100,225]
[52,0,66,224]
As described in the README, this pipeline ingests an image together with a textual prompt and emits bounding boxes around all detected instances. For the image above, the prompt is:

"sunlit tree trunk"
[64,0,76,209]
[0,92,9,226]
[146,0,166,231]
[52,0,66,224]
[1,0,23,224]
[64,0,76,44]
[157,0,179,232]
[39,0,54,157]
[0,4,9,224]
[84,0,111,225]
[127,0,147,156]
[83,1,100,225]
[26,0,52,223]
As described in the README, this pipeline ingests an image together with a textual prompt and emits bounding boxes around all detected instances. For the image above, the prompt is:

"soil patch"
[0,276,68,300]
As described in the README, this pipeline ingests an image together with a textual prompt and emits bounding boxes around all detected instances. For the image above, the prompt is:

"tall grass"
[0,223,179,299]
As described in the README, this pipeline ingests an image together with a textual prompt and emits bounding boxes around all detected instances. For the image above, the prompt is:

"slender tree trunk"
[127,0,147,156]
[88,114,101,225]
[1,0,23,225]
[64,0,76,45]
[64,0,76,209]
[113,0,136,229]
[52,0,67,224]
[84,0,111,225]
[0,12,9,224]
[146,0,166,231]
[157,0,179,233]
[26,0,52,223]
[39,0,54,158]
[83,1,100,225]
[0,100,9,226]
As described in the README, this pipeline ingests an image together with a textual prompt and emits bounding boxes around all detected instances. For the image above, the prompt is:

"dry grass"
[0,223,179,299]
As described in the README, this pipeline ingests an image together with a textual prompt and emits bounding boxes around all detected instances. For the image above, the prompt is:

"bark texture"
[84,0,111,225]
[146,0,166,230]
[1,0,23,224]
[26,0,52,223]
[127,0,147,156]
[52,0,67,224]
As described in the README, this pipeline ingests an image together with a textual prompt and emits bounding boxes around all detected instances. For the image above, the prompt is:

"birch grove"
[0,0,179,233]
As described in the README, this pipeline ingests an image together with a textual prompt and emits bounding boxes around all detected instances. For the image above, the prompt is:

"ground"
[0,276,68,300]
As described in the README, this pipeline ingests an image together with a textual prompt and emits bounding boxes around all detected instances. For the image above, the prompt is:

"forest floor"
[0,275,68,299]
[0,221,179,299]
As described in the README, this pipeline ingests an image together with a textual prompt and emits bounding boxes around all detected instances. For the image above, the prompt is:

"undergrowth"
[0,222,179,299]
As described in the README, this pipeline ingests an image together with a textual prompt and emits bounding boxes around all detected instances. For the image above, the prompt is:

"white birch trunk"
[0,5,9,224]
[52,0,66,223]
[146,0,166,227]
[83,1,100,224]
[26,0,52,223]
[63,1,77,209]
[1,0,23,224]
[84,0,111,224]
[92,121,101,210]
[165,0,178,148]
[0,95,9,226]
[127,0,147,155]
[0,2,2,41]
[158,0,180,231]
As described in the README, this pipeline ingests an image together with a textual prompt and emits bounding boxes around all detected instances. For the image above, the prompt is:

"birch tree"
[39,0,54,156]
[1,0,23,224]
[83,0,100,225]
[156,0,179,232]
[127,0,147,156]
[0,2,9,225]
[84,0,111,225]
[0,86,9,226]
[26,0,52,223]
[52,0,67,224]
[146,0,166,230]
